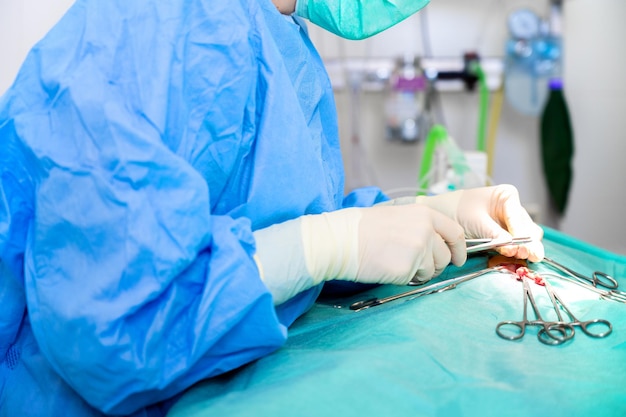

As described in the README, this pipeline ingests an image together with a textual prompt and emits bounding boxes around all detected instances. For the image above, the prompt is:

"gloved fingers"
[457,184,545,262]
[433,234,453,276]
[463,209,544,262]
[462,208,544,262]
[410,233,451,283]
[410,255,435,283]
[355,204,465,286]
[430,209,467,267]
[498,244,526,260]
[497,187,545,262]
[463,211,514,242]
[497,226,544,262]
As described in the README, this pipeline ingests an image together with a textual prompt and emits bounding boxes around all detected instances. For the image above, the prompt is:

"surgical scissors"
[349,267,512,312]
[496,277,573,346]
[542,279,612,339]
[542,257,619,290]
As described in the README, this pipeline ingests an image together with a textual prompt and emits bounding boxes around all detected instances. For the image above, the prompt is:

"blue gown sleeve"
[342,186,389,208]
[24,151,287,415]
[1,1,288,415]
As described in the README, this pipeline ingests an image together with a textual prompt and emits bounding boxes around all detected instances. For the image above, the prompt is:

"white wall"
[560,0,626,254]
[1,0,624,254]
[307,0,625,255]
[308,0,556,221]
[0,0,75,92]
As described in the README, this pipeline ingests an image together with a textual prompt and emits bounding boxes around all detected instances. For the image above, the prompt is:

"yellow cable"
[486,82,504,180]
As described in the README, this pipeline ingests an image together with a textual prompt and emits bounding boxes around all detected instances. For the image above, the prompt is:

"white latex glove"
[253,205,466,305]
[387,184,544,262]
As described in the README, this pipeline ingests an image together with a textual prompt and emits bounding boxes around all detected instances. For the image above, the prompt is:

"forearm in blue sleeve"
[342,186,389,208]
[24,149,287,415]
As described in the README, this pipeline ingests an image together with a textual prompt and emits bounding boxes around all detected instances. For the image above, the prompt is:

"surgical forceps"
[541,257,626,303]
[540,272,626,304]
[542,257,619,290]
[466,237,533,254]
[349,267,510,312]
[496,277,574,346]
[542,279,612,339]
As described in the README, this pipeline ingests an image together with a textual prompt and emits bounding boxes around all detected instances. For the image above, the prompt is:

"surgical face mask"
[295,0,430,40]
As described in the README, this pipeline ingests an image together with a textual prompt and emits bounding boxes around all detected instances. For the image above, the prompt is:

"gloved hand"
[387,184,544,262]
[253,205,466,305]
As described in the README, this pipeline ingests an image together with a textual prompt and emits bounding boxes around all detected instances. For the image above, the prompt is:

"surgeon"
[0,0,543,416]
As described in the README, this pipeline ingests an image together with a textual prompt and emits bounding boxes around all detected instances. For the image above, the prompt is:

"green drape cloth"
[169,228,626,417]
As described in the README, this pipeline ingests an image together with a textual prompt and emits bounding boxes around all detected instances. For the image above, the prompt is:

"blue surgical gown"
[0,0,385,415]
